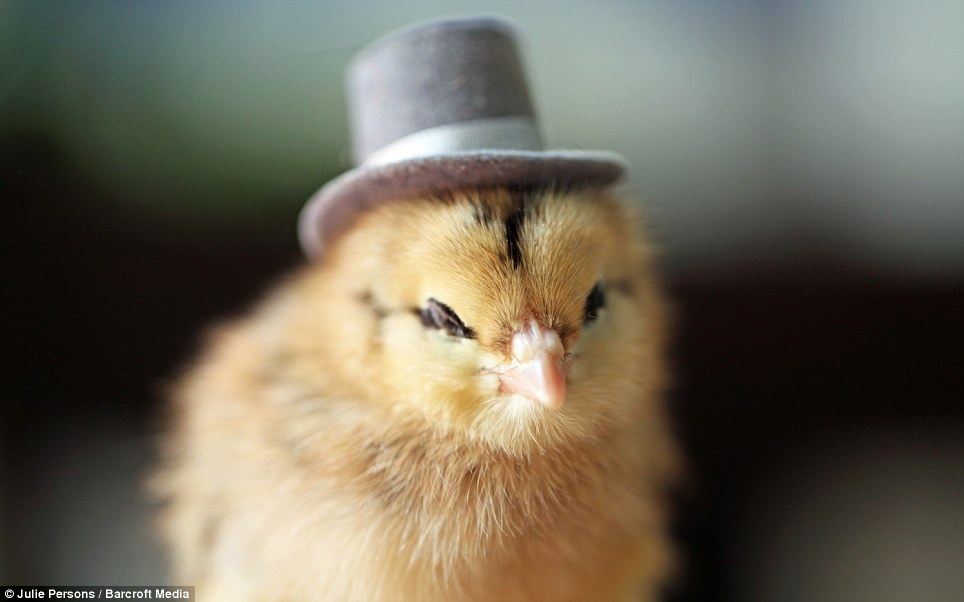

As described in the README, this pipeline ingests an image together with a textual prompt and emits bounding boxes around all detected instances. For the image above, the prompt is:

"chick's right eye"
[416,298,476,339]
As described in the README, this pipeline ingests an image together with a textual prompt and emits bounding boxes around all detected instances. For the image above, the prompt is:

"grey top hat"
[298,17,626,259]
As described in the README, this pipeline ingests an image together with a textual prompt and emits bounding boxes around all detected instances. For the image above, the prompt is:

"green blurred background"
[2,1,962,600]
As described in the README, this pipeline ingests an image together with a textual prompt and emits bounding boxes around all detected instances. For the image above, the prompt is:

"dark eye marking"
[608,280,633,296]
[584,284,606,324]
[416,298,476,339]
[356,290,389,319]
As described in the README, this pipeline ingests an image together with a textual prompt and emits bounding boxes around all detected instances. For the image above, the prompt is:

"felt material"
[349,18,537,164]
[299,17,626,260]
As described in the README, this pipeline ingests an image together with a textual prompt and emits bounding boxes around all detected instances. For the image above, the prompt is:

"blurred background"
[2,1,962,600]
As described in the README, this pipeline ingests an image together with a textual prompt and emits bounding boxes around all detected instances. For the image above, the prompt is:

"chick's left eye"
[584,284,606,323]
[417,298,475,339]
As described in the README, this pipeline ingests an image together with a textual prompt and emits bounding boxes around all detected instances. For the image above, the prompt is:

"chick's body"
[157,188,679,601]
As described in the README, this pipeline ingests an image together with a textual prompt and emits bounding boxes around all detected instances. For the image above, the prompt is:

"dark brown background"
[3,2,962,600]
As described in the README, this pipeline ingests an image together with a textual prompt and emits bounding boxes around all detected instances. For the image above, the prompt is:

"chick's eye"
[417,298,475,339]
[584,284,606,324]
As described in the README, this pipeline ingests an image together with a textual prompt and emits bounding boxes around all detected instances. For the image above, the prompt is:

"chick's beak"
[498,321,567,408]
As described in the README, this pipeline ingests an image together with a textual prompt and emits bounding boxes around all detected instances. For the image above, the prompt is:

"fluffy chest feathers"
[157,188,679,601]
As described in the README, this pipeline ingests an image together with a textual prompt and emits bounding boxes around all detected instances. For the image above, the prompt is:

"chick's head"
[290,187,667,452]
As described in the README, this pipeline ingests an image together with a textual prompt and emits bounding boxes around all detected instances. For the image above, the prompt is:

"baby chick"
[156,186,680,601]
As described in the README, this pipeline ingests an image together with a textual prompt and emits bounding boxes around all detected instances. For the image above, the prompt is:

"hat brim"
[298,150,625,259]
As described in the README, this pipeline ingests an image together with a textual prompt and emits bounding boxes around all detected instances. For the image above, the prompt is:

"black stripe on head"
[504,201,526,270]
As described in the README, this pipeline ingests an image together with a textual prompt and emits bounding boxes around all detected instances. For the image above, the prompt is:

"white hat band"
[363,116,543,167]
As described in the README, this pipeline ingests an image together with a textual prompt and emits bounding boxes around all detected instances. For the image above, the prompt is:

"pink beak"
[497,321,567,408]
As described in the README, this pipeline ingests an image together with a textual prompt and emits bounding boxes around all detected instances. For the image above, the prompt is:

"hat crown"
[348,18,540,165]
[298,17,625,260]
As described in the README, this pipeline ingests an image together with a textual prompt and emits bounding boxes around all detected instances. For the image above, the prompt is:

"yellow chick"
[155,186,680,601]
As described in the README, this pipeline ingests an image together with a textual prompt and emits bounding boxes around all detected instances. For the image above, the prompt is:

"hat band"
[363,116,543,167]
